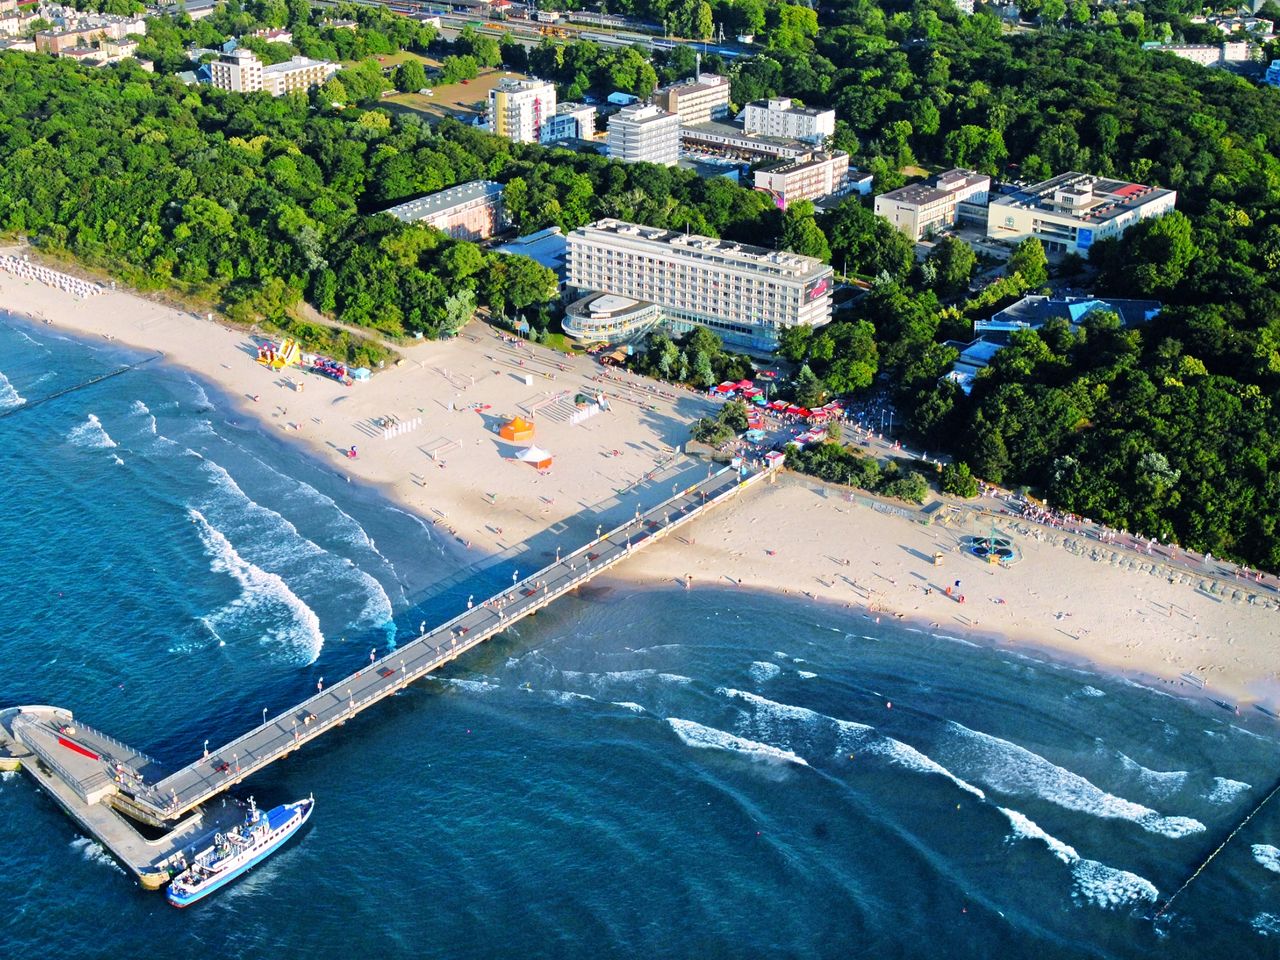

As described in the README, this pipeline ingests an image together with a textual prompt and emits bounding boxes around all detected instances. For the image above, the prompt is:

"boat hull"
[166,799,313,908]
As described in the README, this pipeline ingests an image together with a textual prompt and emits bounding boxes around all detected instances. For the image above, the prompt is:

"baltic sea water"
[0,313,1278,958]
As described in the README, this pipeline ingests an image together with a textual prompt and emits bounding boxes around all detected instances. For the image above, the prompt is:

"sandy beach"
[4,249,1279,715]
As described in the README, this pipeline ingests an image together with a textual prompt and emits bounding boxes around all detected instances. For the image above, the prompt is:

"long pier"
[1,460,775,885]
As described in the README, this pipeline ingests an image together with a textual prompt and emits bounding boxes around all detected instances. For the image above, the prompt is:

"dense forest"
[3,0,1280,565]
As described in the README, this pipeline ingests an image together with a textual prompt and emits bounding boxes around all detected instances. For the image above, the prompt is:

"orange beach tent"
[499,416,535,442]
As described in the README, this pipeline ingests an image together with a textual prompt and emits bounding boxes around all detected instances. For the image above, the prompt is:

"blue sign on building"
[1077,228,1094,250]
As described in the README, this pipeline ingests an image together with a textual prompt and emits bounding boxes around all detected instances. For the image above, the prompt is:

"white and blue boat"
[166,796,314,907]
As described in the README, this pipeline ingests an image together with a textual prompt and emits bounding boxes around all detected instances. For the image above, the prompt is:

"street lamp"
[261,707,267,726]
[203,739,209,759]
[555,546,561,562]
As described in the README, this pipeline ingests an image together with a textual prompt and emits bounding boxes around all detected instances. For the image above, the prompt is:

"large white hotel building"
[563,219,833,350]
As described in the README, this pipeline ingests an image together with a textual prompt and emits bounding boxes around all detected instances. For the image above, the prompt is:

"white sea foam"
[1208,777,1252,804]
[1254,913,1280,937]
[611,701,646,714]
[69,837,125,875]
[938,721,1205,838]
[67,413,117,449]
[1080,686,1106,698]
[667,717,809,767]
[1116,753,1189,795]
[749,661,782,683]
[1000,808,1159,910]
[552,690,598,706]
[772,650,789,659]
[718,688,985,799]
[0,370,25,409]
[797,671,818,680]
[0,769,16,781]
[198,458,395,641]
[190,509,325,663]
[442,678,500,694]
[1252,844,1280,875]
[129,399,157,434]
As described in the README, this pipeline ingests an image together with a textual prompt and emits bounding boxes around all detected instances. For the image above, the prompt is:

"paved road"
[125,462,766,821]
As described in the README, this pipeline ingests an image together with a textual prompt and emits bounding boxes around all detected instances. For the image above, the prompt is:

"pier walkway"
[3,461,775,880]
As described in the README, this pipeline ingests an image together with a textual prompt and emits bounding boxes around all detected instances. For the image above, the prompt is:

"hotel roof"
[381,181,504,223]
[574,218,829,279]
[990,172,1175,225]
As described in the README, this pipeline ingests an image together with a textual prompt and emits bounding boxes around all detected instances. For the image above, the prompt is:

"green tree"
[780,201,830,261]
[1007,237,1048,288]
[940,461,979,498]
[393,60,428,93]
[927,237,977,297]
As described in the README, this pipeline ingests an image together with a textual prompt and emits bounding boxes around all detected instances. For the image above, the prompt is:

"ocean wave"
[1080,686,1106,698]
[667,717,809,767]
[190,509,325,663]
[67,413,117,449]
[611,701,646,713]
[1116,753,1189,796]
[129,399,157,434]
[797,671,818,680]
[0,369,25,409]
[1207,778,1252,804]
[197,458,396,642]
[440,678,500,694]
[1254,913,1280,937]
[749,661,782,683]
[718,688,985,799]
[1252,844,1280,875]
[69,837,126,875]
[938,721,1204,838]
[1000,808,1159,910]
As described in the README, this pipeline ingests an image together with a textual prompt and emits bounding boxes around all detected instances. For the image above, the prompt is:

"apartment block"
[754,151,851,209]
[986,172,1177,256]
[542,102,595,143]
[874,169,992,241]
[381,181,506,241]
[607,104,680,167]
[563,218,833,350]
[654,72,731,125]
[209,48,336,96]
[488,77,557,143]
[740,97,836,145]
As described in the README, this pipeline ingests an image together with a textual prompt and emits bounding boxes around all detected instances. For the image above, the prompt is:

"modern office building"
[654,70,731,125]
[740,97,836,145]
[380,181,506,241]
[488,77,557,143]
[209,48,337,96]
[754,151,851,210]
[607,104,680,167]
[541,102,596,143]
[875,169,992,241]
[563,218,833,350]
[986,172,1177,256]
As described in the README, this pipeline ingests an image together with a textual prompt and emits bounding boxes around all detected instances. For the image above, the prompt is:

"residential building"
[1142,40,1257,67]
[679,121,810,162]
[953,0,975,13]
[209,48,337,96]
[1266,59,1280,86]
[654,70,731,125]
[740,97,836,145]
[874,168,992,241]
[563,218,834,350]
[607,104,680,167]
[1203,15,1274,35]
[754,151,851,210]
[0,0,16,13]
[541,102,595,143]
[380,181,506,241]
[986,172,1177,256]
[251,27,293,44]
[488,77,557,143]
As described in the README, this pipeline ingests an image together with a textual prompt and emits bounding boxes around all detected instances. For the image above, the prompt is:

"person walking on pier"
[370,648,377,665]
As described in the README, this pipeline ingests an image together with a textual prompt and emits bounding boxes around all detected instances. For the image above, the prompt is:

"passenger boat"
[166,796,314,907]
